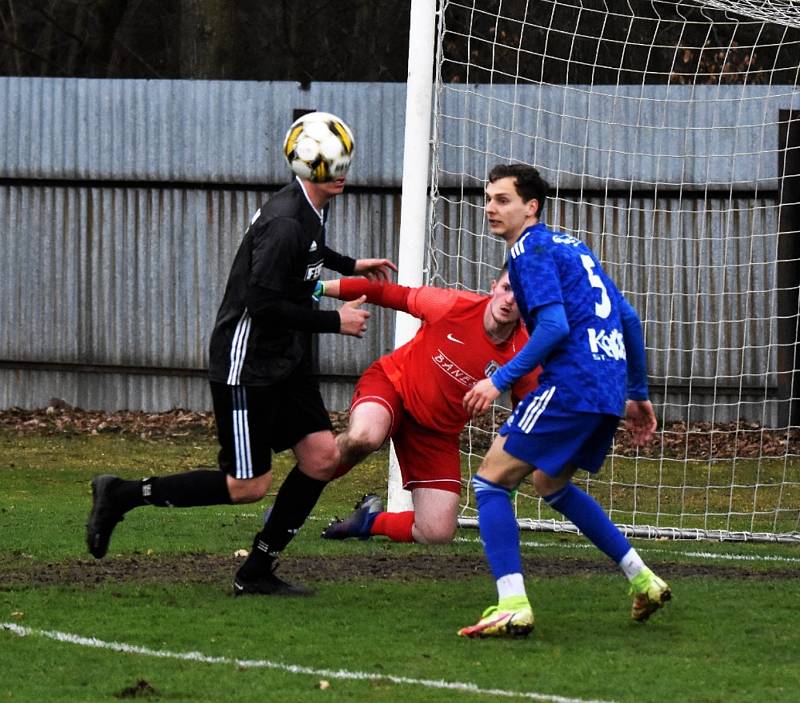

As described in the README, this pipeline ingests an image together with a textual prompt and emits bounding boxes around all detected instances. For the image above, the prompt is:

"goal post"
[388,0,438,513]
[399,0,800,543]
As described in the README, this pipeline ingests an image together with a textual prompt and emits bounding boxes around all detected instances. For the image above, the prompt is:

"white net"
[428,0,800,542]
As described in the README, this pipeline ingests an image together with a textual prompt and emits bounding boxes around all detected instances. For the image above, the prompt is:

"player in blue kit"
[458,163,670,638]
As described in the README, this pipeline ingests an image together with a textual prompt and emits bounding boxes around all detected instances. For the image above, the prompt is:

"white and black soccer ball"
[282,111,355,183]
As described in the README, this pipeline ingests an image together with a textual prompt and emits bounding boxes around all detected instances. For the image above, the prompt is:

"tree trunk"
[179,0,236,79]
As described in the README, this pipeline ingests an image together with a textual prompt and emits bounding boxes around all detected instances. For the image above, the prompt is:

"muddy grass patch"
[1,551,796,591]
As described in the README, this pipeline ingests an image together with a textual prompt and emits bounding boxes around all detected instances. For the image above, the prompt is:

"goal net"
[427,0,800,542]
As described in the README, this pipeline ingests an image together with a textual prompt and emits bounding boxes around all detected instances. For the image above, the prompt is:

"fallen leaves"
[0,406,215,440]
[462,411,798,460]
[0,406,795,461]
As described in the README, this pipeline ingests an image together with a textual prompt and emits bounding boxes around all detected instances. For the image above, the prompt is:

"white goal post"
[395,0,800,543]
[388,0,438,513]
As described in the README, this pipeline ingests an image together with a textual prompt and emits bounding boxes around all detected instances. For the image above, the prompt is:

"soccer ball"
[282,112,355,182]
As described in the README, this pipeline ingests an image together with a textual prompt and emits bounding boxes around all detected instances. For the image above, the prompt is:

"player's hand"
[463,378,501,417]
[353,258,397,281]
[338,295,370,337]
[624,399,657,446]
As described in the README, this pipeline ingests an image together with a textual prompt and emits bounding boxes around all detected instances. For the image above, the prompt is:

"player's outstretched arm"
[317,277,418,316]
[624,399,657,446]
[317,280,341,298]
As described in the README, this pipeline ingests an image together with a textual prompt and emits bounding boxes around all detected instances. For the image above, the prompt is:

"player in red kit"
[319,266,540,545]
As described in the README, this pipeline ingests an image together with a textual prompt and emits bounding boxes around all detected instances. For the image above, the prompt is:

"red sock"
[370,511,415,542]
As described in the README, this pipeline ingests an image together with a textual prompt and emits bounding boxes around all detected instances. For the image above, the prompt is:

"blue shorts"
[499,387,620,477]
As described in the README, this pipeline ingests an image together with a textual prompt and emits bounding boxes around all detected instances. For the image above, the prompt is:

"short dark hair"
[488,164,549,217]
[492,261,509,285]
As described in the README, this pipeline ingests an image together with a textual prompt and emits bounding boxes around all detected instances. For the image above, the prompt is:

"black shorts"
[210,376,333,479]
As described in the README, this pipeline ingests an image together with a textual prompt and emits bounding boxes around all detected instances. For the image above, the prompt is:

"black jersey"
[209,178,356,386]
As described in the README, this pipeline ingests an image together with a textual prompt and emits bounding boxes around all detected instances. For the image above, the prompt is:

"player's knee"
[301,445,342,480]
[342,424,383,457]
[228,473,271,503]
[414,517,457,545]
[532,471,568,497]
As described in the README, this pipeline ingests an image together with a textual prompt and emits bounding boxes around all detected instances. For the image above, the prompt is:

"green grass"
[3,577,799,703]
[2,429,800,702]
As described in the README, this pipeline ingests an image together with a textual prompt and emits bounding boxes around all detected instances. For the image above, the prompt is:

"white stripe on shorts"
[227,311,252,385]
[518,385,556,433]
[232,386,253,479]
[404,478,461,490]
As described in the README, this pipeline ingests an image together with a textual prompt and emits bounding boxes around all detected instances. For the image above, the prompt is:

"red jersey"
[338,279,540,434]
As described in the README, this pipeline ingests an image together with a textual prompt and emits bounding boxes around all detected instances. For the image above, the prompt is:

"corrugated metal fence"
[0,78,408,411]
[0,78,797,420]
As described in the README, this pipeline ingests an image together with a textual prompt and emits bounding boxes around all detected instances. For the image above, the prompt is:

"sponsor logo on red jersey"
[431,349,478,388]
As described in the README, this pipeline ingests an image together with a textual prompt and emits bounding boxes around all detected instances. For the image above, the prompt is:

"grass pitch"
[1,429,799,703]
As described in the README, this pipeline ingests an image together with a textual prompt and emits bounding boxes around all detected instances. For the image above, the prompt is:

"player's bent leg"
[235,431,338,596]
[537,464,634,566]
[460,435,535,637]
[234,461,324,597]
[531,463,576,496]
[323,488,458,543]
[333,401,392,477]
[86,469,239,559]
[410,488,459,544]
[478,434,535,490]
[294,429,341,481]
[537,467,672,622]
[226,472,271,503]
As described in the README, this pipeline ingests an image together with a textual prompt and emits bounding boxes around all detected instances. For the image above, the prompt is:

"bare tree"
[0,0,134,77]
[0,0,795,84]
[179,0,235,79]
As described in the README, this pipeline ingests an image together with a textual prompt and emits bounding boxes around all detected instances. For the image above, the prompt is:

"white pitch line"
[646,549,800,564]
[1,622,615,703]
[453,537,800,564]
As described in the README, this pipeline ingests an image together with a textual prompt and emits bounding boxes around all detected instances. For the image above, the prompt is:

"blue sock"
[473,475,522,579]
[544,483,631,564]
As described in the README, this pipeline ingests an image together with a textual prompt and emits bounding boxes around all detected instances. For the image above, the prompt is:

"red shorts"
[351,361,462,495]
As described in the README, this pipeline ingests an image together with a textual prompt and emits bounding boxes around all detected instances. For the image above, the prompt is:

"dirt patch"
[0,552,796,591]
[1,405,796,460]
[115,680,159,699]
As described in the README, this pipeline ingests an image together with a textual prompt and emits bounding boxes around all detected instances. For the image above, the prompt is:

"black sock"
[237,465,327,577]
[110,470,232,511]
[109,478,148,513]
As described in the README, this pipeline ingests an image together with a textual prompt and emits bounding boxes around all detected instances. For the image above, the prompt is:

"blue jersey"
[508,223,627,416]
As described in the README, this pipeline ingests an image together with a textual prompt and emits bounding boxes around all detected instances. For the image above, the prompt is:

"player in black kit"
[86,113,395,596]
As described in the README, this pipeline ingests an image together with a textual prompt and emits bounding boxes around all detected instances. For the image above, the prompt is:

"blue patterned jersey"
[508,222,627,416]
